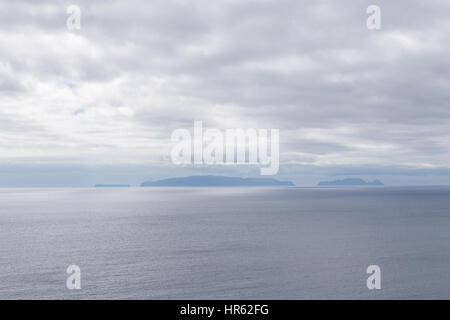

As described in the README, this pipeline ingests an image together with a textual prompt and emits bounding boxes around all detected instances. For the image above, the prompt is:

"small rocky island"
[95,184,130,188]
[317,178,383,186]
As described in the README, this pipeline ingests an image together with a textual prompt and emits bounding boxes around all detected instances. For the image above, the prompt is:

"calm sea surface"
[0,187,449,299]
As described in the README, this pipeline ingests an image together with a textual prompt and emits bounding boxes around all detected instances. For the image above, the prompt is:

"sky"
[0,0,449,187]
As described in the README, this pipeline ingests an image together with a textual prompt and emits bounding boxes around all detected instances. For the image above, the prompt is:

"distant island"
[141,175,295,187]
[95,184,130,188]
[317,178,384,186]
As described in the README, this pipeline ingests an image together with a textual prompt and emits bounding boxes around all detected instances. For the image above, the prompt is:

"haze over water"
[1,186,449,299]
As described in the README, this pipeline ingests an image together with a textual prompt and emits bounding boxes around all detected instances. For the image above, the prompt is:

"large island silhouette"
[141,175,295,187]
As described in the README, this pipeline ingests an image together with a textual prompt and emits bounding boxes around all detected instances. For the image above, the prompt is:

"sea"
[0,186,449,299]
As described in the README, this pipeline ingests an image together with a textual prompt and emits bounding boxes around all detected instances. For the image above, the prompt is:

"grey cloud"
[0,0,449,185]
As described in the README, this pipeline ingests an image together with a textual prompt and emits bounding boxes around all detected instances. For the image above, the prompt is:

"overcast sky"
[0,0,449,186]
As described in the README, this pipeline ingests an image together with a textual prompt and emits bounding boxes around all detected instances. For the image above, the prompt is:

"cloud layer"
[0,0,449,185]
